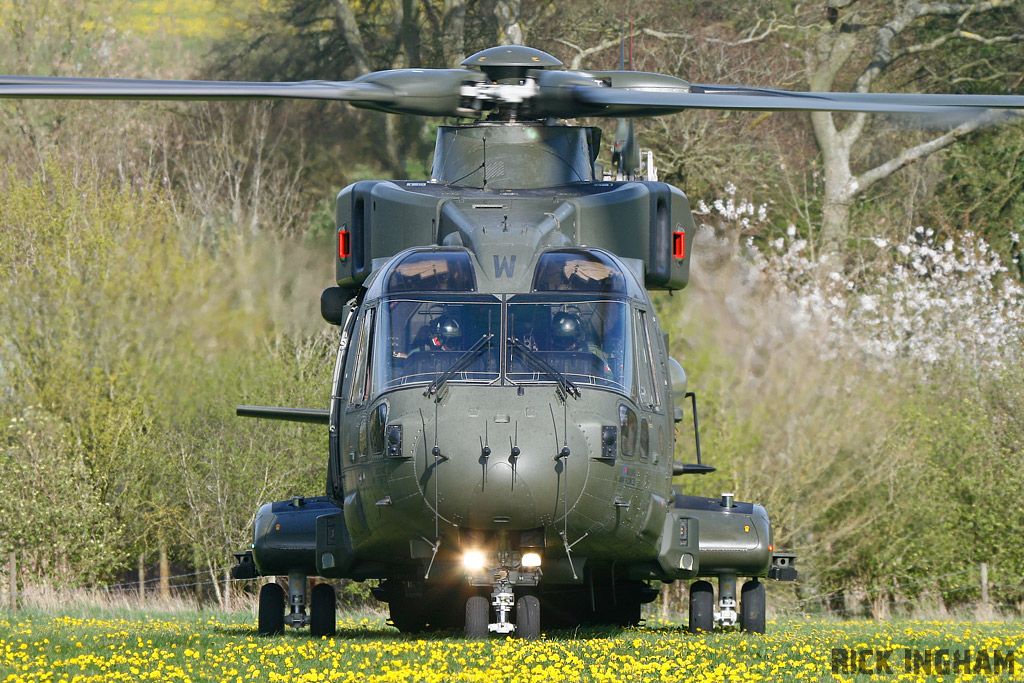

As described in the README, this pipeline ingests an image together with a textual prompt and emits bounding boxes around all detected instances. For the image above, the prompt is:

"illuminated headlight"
[462,550,486,571]
[521,552,542,568]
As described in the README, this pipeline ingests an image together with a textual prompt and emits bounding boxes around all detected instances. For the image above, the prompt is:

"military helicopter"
[4,45,1022,639]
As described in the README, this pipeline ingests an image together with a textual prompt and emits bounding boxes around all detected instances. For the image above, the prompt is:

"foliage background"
[1,0,1022,617]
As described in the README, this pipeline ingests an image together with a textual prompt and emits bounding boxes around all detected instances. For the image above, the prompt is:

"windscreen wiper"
[423,333,495,398]
[507,336,581,399]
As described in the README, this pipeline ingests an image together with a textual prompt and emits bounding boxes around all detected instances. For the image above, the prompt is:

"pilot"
[550,311,585,351]
[549,311,612,376]
[427,315,463,351]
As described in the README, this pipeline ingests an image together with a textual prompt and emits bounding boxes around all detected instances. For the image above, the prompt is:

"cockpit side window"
[635,309,661,409]
[386,251,476,293]
[349,308,376,407]
[532,250,627,294]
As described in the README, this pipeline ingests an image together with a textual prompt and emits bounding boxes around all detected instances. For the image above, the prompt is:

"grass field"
[0,611,1021,682]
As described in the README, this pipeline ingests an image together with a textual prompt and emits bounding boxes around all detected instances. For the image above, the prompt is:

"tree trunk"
[492,0,524,45]
[137,553,145,602]
[209,561,224,608]
[806,23,861,250]
[442,0,468,67]
[333,0,372,75]
[159,544,170,601]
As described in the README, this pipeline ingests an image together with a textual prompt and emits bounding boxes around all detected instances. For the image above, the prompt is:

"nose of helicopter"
[467,463,536,527]
[406,391,591,530]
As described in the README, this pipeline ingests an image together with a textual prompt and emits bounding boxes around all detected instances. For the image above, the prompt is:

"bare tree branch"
[557,19,794,72]
[945,58,1023,85]
[855,111,1021,190]
[702,15,796,46]
[555,35,629,71]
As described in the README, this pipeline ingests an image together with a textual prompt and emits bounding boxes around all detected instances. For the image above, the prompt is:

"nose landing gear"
[489,583,517,635]
[463,584,541,639]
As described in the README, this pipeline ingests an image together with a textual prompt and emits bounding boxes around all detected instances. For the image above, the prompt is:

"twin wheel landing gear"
[465,583,540,640]
[688,575,765,634]
[258,572,337,637]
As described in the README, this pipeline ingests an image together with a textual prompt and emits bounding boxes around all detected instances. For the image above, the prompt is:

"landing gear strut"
[489,582,516,635]
[715,573,739,628]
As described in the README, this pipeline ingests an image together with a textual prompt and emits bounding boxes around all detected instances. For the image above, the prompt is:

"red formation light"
[672,230,685,259]
[338,229,351,259]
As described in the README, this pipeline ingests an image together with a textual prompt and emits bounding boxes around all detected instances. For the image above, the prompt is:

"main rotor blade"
[570,85,1024,117]
[691,84,1024,110]
[0,74,395,103]
[0,68,486,117]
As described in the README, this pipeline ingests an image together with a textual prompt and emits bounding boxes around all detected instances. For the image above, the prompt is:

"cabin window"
[619,404,637,457]
[368,402,387,456]
[349,308,376,406]
[507,296,633,394]
[375,295,501,391]
[386,251,476,292]
[532,250,628,294]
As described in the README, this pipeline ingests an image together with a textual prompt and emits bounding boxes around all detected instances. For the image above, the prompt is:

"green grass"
[1,609,1021,682]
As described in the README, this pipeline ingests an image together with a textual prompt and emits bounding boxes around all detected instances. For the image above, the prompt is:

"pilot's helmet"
[430,316,462,349]
[550,312,582,350]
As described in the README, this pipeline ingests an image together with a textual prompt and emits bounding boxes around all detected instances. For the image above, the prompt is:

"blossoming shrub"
[659,187,1024,616]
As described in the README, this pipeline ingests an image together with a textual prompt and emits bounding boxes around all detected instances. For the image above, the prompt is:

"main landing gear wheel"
[310,583,337,637]
[688,580,714,634]
[612,582,644,627]
[516,594,540,640]
[465,595,489,639]
[740,579,766,634]
[389,596,427,633]
[258,582,285,636]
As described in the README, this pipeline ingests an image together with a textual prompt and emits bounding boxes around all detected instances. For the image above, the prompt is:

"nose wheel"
[515,594,540,640]
[465,595,488,638]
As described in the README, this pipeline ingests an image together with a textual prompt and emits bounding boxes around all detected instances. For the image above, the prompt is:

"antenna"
[619,24,625,71]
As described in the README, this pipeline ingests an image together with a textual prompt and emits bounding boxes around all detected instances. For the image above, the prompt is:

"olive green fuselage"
[250,123,775,619]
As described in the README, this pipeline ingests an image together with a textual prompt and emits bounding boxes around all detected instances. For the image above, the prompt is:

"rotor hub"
[462,46,563,84]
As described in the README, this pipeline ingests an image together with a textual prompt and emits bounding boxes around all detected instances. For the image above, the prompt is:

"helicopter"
[4,44,1022,639]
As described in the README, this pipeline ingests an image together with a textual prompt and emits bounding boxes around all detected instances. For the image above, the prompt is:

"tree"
[802,0,1024,250]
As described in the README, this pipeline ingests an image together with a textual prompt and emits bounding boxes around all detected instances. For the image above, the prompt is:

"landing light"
[462,550,486,571]
[521,552,542,568]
